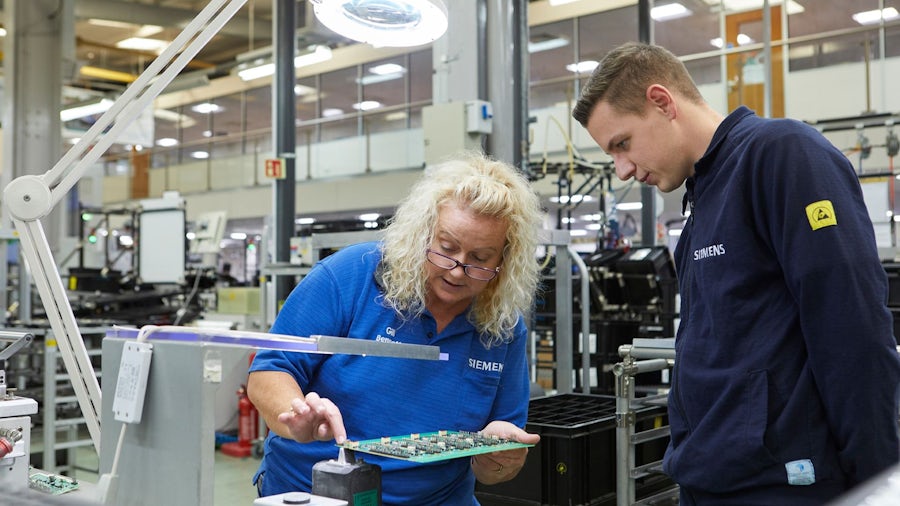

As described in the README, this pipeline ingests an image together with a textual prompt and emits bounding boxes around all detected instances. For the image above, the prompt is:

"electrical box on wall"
[423,101,492,166]
[465,100,493,134]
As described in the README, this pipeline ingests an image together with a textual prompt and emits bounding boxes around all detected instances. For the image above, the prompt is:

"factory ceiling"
[59,0,347,93]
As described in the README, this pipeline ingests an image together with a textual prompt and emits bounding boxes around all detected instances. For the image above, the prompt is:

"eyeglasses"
[425,249,501,281]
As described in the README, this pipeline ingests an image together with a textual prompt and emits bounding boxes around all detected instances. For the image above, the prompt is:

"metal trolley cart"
[614,338,679,506]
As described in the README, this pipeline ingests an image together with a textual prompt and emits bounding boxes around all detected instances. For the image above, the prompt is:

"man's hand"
[277,392,347,444]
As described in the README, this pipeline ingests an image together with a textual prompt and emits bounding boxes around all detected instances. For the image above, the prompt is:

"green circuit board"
[29,471,80,495]
[337,430,533,463]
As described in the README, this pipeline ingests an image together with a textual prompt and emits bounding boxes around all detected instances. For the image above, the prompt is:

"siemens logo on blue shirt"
[469,358,504,372]
[693,243,725,261]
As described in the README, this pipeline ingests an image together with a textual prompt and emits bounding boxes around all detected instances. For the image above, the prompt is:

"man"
[573,41,900,505]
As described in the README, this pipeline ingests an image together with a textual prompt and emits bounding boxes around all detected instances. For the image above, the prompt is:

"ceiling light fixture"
[358,63,407,86]
[615,202,644,211]
[60,98,115,122]
[852,7,899,25]
[370,63,406,75]
[236,45,333,81]
[565,60,599,74]
[651,3,692,21]
[191,102,224,114]
[116,37,170,53]
[528,36,570,53]
[353,100,382,111]
[704,0,804,15]
[311,0,448,48]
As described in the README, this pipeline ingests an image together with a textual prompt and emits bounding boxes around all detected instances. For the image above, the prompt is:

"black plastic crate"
[476,393,671,506]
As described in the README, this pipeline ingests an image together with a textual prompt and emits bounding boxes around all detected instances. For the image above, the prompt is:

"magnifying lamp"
[311,0,449,47]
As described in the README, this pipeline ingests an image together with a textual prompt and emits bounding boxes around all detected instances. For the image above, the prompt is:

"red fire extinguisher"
[222,384,258,458]
[237,385,258,446]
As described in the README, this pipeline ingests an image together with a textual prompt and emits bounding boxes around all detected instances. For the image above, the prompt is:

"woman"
[248,151,544,505]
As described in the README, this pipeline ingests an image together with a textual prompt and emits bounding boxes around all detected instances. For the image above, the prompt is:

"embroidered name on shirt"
[469,358,503,373]
[805,200,837,231]
[693,243,725,261]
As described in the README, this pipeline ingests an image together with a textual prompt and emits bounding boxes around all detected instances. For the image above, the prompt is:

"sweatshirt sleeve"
[755,124,900,485]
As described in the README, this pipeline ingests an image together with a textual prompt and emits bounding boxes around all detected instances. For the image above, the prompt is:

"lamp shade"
[311,0,448,48]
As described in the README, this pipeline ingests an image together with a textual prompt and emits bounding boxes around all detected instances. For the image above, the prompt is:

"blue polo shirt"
[250,242,530,505]
[667,107,900,503]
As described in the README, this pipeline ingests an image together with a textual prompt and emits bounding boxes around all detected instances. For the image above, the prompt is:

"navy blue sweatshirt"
[665,106,900,503]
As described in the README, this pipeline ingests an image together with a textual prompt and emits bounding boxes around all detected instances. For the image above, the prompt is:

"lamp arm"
[1,0,248,454]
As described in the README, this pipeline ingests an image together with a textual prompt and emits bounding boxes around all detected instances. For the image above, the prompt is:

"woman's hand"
[277,391,347,444]
[471,420,540,485]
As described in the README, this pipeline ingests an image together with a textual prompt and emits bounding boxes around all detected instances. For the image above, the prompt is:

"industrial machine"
[0,332,36,492]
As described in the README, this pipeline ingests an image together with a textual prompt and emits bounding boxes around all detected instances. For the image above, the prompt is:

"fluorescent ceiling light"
[296,217,316,225]
[852,7,899,25]
[87,18,138,29]
[712,33,753,47]
[322,108,344,117]
[566,60,599,74]
[353,101,382,111]
[116,37,169,53]
[295,84,317,96]
[237,62,275,81]
[295,45,333,67]
[237,45,332,81]
[191,151,209,159]
[569,230,588,236]
[358,63,407,85]
[385,111,408,121]
[651,3,692,21]
[154,108,196,128]
[0,28,7,37]
[585,223,602,231]
[311,0,448,48]
[230,232,248,240]
[358,213,380,221]
[156,137,179,147]
[134,25,164,38]
[528,36,570,53]
[616,202,643,211]
[705,0,804,15]
[191,103,223,114]
[60,98,114,122]
[550,194,593,204]
[358,73,405,85]
[370,63,406,75]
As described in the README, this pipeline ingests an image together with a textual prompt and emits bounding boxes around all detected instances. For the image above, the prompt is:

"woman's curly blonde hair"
[380,151,542,348]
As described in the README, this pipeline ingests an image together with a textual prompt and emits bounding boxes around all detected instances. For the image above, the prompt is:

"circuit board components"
[28,471,80,495]
[337,430,533,463]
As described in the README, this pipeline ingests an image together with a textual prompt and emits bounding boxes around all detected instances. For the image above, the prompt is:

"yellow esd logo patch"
[805,200,837,231]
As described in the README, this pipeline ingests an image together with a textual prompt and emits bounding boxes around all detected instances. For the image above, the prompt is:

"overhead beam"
[73,0,270,40]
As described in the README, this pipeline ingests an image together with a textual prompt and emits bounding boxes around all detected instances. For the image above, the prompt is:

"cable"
[173,268,205,325]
